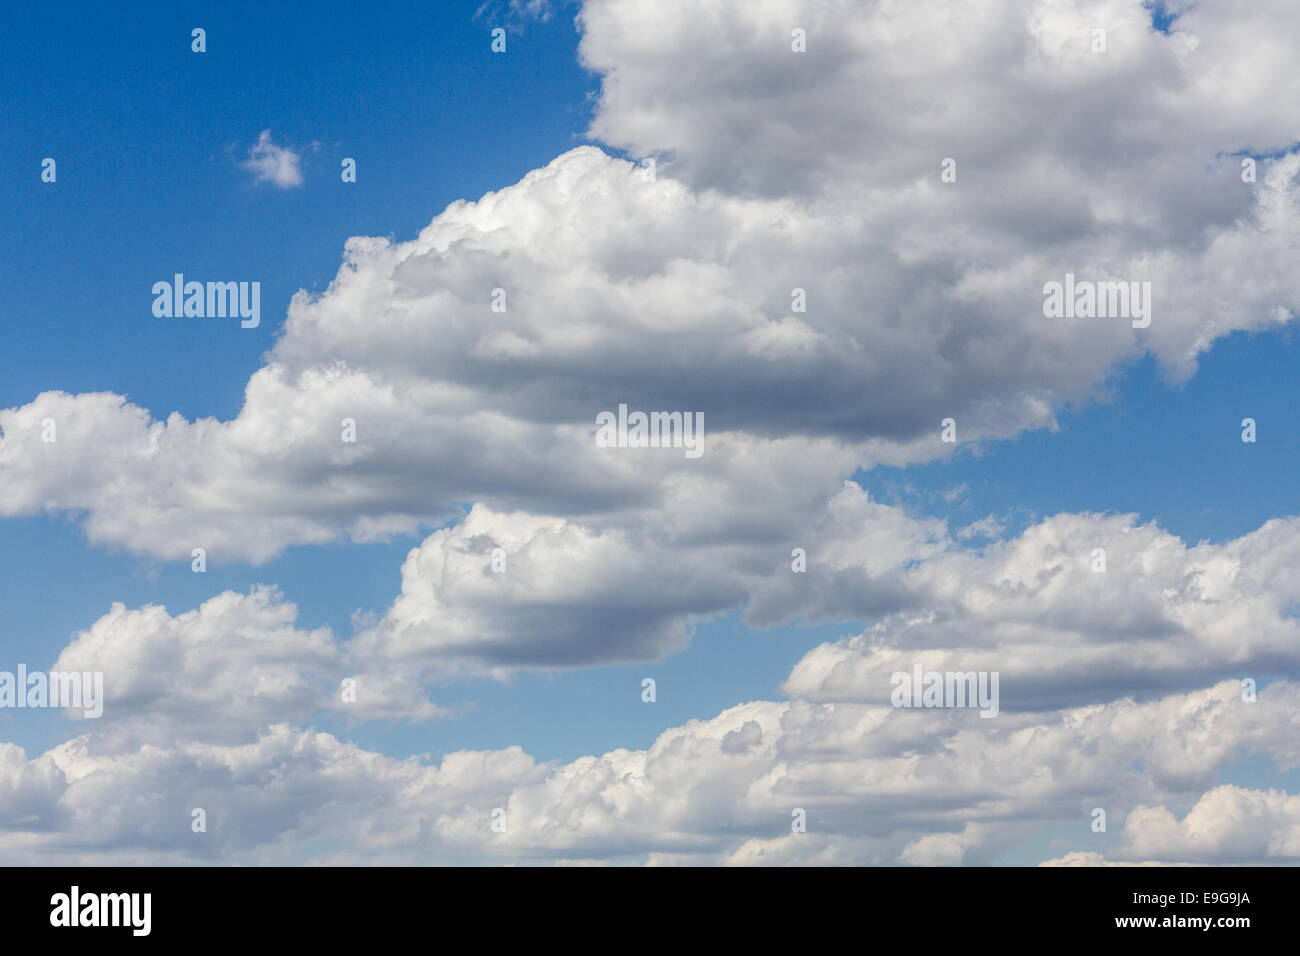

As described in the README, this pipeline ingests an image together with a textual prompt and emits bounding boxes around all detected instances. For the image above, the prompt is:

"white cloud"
[3,678,1298,864]
[4,4,1300,566]
[242,129,304,189]
[9,497,1300,863]
[50,587,347,744]
[3,0,1300,864]
[1118,786,1300,862]
[784,512,1300,710]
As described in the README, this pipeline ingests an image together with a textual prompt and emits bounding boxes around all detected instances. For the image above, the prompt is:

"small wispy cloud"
[242,129,303,189]
[474,0,556,30]
[957,514,1007,541]
[941,483,968,505]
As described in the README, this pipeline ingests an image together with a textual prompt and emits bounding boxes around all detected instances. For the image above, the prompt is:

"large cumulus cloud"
[2,3,1298,569]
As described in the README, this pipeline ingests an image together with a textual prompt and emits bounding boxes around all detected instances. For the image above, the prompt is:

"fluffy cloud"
[30,485,1300,720]
[1043,783,1300,865]
[785,512,1300,710]
[3,678,1297,865]
[350,483,946,673]
[1118,786,1300,862]
[3,4,1298,569]
[8,504,1300,864]
[50,588,345,744]
[3,0,1300,865]
[242,129,304,188]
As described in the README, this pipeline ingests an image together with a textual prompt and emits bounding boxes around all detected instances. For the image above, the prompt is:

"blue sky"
[859,332,1300,548]
[0,0,599,750]
[2,0,1298,866]
[1,0,595,419]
